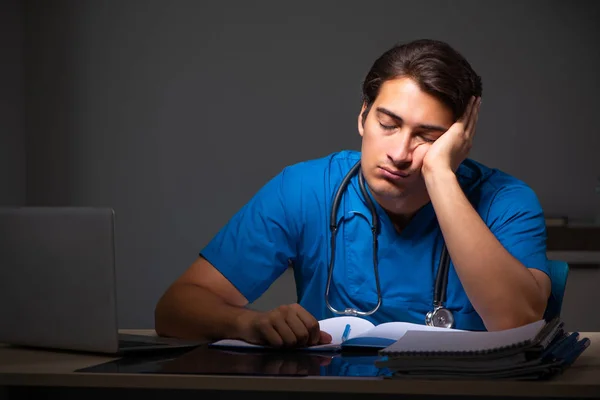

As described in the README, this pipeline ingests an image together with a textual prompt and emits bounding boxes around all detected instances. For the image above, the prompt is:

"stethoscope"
[324,160,455,329]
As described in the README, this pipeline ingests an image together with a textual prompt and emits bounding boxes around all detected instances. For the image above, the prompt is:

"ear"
[358,102,368,137]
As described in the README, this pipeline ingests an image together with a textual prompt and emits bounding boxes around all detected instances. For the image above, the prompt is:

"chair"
[543,259,569,320]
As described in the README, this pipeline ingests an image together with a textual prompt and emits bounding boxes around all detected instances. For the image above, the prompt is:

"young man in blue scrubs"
[155,39,551,348]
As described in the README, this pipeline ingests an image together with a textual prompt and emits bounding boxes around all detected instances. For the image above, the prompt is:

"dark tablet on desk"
[76,345,390,377]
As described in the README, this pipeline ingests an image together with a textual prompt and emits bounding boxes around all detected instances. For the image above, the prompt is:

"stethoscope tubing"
[325,160,453,327]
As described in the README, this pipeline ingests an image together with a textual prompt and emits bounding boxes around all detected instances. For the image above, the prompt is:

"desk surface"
[1,330,600,398]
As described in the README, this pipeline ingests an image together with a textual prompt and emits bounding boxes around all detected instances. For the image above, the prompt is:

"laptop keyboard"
[117,333,201,349]
[118,333,171,347]
[119,339,161,348]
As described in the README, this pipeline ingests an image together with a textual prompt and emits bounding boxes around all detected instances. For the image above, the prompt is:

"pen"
[341,324,351,342]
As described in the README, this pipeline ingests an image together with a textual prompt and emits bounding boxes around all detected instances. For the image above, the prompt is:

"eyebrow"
[376,107,448,132]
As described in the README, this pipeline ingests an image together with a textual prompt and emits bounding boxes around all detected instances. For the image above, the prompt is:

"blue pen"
[341,324,351,342]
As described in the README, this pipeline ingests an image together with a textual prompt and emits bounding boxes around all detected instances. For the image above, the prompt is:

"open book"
[209,316,462,352]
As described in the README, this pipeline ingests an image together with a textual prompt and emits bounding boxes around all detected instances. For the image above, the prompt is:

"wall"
[0,1,24,396]
[0,0,25,206]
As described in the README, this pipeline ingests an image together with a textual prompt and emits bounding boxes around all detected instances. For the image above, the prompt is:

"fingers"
[255,304,323,348]
[294,305,322,345]
[319,330,333,344]
[459,96,477,124]
[256,320,286,348]
[272,316,302,347]
[464,97,482,139]
[449,96,477,139]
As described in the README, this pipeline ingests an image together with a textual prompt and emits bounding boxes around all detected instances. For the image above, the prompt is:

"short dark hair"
[361,39,482,121]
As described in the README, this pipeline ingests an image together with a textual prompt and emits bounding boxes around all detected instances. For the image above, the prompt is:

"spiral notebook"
[376,318,591,381]
[379,317,561,358]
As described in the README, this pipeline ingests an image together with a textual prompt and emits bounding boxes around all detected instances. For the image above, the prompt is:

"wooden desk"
[1,330,600,399]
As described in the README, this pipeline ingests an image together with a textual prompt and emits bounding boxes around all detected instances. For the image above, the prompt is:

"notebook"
[210,315,462,352]
[378,317,561,358]
[378,326,590,380]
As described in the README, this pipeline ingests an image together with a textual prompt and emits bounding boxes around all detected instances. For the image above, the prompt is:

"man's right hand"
[236,303,332,348]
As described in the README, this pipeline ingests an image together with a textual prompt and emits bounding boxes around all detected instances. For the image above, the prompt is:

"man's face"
[358,77,455,216]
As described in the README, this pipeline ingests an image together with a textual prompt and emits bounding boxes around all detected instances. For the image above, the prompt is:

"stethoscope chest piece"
[425,305,455,328]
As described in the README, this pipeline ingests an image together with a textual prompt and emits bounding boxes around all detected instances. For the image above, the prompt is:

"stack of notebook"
[375,317,591,380]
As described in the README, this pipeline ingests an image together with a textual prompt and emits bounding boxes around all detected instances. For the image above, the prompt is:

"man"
[154,39,551,348]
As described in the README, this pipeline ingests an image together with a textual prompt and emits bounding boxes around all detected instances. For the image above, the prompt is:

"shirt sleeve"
[485,183,549,276]
[199,167,299,303]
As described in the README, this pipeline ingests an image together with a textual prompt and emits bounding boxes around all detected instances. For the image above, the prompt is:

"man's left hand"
[423,96,482,175]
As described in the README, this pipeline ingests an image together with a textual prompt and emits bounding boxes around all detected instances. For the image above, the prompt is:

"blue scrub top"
[200,150,549,331]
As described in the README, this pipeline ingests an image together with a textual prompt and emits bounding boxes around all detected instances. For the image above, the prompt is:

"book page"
[209,338,265,349]
[354,321,461,340]
[381,319,546,354]
[318,315,375,344]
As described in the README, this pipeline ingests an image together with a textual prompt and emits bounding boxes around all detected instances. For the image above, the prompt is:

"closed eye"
[379,122,396,130]
[419,134,437,143]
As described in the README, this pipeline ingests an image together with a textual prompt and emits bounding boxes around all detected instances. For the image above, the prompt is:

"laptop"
[0,206,202,355]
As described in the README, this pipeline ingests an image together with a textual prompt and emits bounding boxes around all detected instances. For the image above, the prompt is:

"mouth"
[379,166,409,180]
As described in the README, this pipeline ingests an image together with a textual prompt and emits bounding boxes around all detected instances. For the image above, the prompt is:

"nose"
[386,129,413,168]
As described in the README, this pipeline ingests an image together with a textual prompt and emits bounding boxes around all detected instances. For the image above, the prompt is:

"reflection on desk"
[3,331,600,399]
[76,345,391,377]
